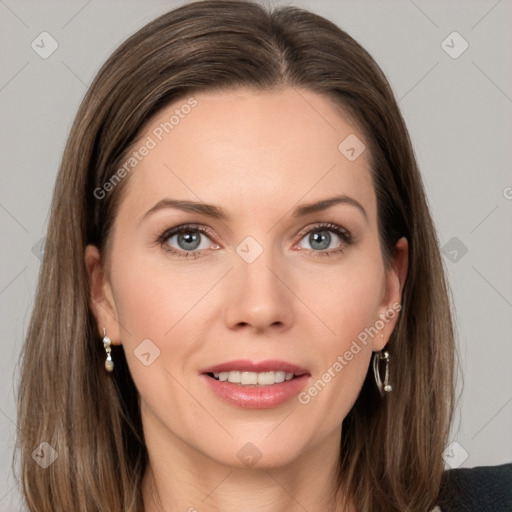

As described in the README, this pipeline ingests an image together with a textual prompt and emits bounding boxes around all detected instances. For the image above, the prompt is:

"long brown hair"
[14,1,455,510]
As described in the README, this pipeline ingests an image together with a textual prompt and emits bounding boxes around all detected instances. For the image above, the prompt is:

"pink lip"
[200,359,311,409]
[200,359,309,376]
[201,374,310,409]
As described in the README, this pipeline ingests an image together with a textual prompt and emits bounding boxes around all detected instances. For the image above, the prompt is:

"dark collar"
[437,462,512,511]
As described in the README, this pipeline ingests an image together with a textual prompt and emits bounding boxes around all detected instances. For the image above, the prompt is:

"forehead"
[116,87,376,225]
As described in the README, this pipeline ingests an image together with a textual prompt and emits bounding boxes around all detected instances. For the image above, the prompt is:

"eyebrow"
[139,194,368,224]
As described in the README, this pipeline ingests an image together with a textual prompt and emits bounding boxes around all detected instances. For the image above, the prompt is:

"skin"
[85,87,408,512]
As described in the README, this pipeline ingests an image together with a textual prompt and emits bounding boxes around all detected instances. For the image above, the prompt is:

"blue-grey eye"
[165,229,212,252]
[298,227,347,252]
[308,230,332,250]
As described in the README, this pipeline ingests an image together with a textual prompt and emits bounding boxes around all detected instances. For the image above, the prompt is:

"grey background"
[1,0,511,509]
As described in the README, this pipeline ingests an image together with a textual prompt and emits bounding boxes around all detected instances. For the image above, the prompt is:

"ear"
[84,244,122,345]
[372,236,408,351]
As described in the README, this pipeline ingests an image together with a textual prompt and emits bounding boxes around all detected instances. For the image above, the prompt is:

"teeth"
[241,371,258,385]
[257,371,274,385]
[274,371,285,383]
[228,371,241,383]
[211,370,297,385]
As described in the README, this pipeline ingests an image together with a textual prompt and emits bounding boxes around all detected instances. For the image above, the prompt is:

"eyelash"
[156,222,353,259]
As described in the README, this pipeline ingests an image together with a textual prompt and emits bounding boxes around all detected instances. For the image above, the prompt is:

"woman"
[15,1,511,511]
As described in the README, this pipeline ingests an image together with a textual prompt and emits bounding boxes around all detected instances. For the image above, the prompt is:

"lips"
[200,359,311,409]
[200,359,309,376]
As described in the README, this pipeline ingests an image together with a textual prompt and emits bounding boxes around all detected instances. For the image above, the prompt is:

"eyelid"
[295,222,352,242]
[157,221,353,257]
[160,222,352,242]
[158,223,218,242]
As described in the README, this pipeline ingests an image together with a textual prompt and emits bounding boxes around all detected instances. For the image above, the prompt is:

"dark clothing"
[437,463,512,511]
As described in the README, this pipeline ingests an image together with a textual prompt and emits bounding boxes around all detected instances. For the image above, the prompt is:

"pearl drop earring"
[102,328,114,372]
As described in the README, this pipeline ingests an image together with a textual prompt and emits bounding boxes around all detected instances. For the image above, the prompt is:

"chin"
[196,431,310,470]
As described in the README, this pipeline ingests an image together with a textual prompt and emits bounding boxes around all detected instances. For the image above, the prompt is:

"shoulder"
[436,462,512,511]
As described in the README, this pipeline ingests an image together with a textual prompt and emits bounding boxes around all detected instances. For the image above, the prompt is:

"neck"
[141,424,352,512]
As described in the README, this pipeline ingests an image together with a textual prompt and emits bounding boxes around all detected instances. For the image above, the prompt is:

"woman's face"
[86,87,407,469]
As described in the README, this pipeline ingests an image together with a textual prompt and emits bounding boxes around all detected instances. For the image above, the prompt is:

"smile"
[200,360,310,408]
[208,370,297,386]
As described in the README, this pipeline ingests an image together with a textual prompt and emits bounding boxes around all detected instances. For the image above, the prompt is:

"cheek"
[108,249,209,387]
[108,254,209,421]
[296,252,384,421]
[309,255,385,342]
[111,247,210,337]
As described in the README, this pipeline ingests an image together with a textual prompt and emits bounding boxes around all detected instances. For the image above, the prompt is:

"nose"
[223,246,294,333]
